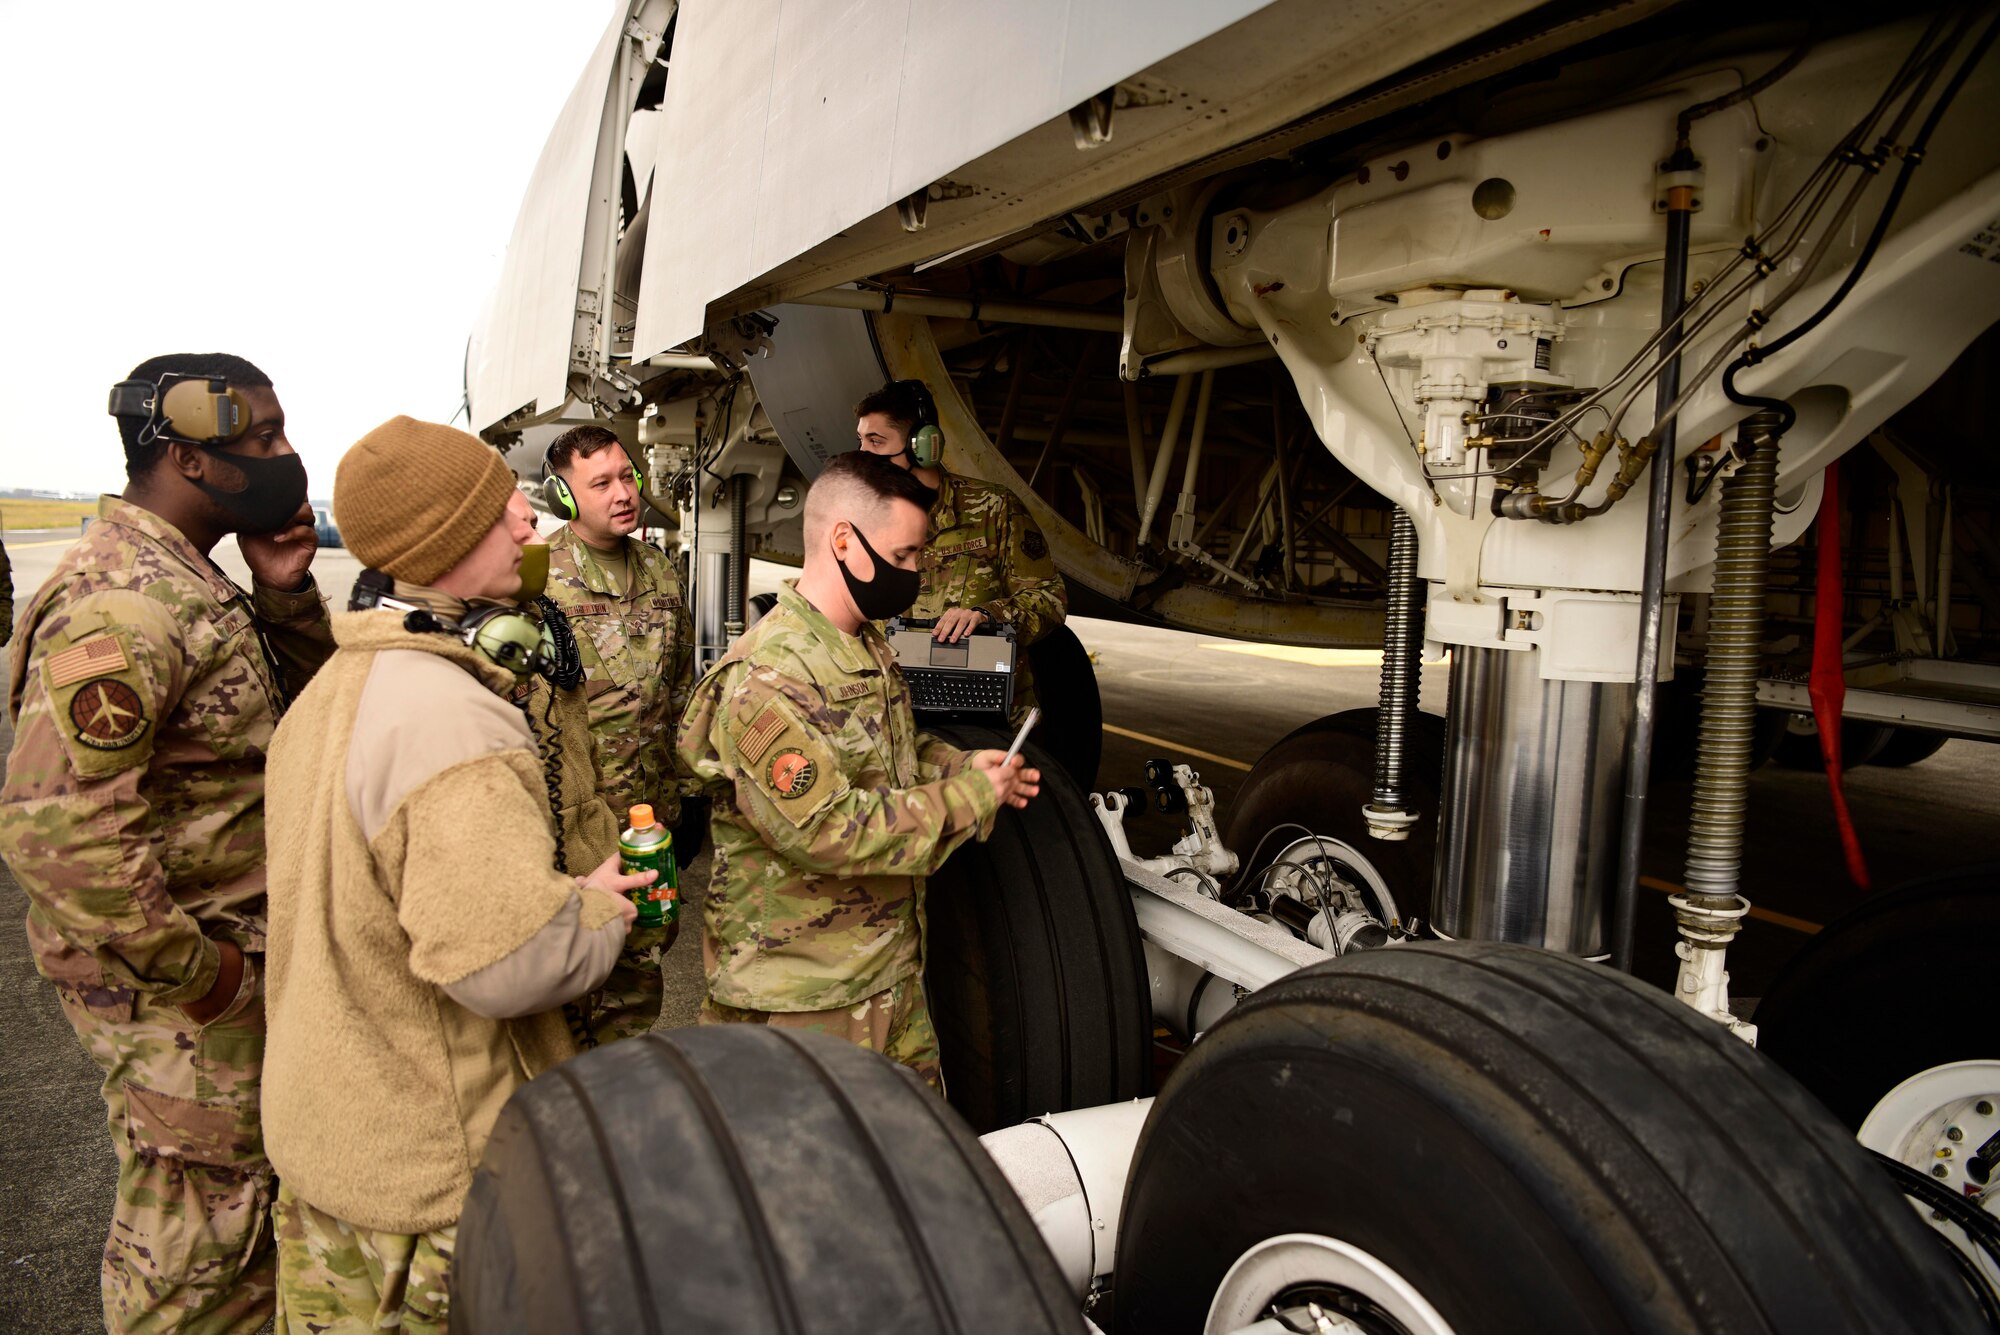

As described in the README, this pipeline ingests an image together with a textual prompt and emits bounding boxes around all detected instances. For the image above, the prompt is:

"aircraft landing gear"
[1112,942,1983,1334]
[1221,708,1445,924]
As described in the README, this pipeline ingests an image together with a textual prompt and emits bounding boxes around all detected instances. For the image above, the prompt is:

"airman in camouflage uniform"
[273,1185,451,1335]
[677,452,1039,1085]
[540,426,696,1043]
[545,523,693,820]
[854,380,1067,724]
[0,354,330,1335]
[909,467,1067,723]
[1,517,13,645]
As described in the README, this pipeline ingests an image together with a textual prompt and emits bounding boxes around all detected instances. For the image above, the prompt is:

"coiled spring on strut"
[1372,508,1423,817]
[1684,416,1782,899]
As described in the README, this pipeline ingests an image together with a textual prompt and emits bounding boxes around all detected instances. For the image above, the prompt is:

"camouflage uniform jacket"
[0,495,334,1009]
[676,581,999,1012]
[909,467,1067,719]
[543,524,693,824]
[0,519,12,646]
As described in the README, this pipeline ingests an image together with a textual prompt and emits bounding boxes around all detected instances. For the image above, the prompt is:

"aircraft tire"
[1773,715,1895,770]
[1112,941,1981,1334]
[1025,623,1103,790]
[1758,863,2000,1130]
[452,1027,1077,1335]
[924,724,1152,1133]
[1221,708,1445,907]
[1869,726,1951,768]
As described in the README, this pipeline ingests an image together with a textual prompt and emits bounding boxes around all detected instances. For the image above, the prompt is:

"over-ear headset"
[349,570,550,677]
[107,374,251,447]
[898,380,943,468]
[541,439,646,522]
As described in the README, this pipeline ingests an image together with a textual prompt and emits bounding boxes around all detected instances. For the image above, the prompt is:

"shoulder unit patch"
[768,748,817,799]
[68,679,149,750]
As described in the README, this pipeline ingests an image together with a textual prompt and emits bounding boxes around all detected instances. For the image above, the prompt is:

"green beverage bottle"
[618,804,678,928]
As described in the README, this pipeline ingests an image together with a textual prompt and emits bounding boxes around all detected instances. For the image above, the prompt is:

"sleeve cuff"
[253,575,324,617]
[151,936,221,1007]
[947,766,1001,836]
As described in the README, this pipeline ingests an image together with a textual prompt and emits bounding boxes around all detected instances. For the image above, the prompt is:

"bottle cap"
[629,803,655,828]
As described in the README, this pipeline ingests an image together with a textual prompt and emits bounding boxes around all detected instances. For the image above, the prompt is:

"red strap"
[1808,459,1871,888]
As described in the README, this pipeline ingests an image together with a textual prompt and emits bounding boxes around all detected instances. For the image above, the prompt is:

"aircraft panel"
[466,4,631,431]
[636,0,1276,355]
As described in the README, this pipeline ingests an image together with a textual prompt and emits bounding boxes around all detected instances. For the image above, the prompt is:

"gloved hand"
[672,794,710,864]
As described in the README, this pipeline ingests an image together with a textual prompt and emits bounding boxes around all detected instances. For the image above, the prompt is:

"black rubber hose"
[1724,10,2000,423]
[1676,37,1815,142]
[1872,1149,2000,1267]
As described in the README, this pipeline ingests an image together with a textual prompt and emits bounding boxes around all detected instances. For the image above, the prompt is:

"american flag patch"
[46,636,130,689]
[737,704,790,765]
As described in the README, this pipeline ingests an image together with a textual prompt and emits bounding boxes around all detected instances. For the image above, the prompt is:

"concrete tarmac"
[2,536,1996,1329]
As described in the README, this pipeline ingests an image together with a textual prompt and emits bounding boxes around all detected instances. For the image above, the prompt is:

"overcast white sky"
[0,1,616,498]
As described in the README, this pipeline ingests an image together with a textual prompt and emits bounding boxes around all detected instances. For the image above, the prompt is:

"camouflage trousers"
[273,1184,454,1335]
[56,957,275,1335]
[701,974,942,1089]
[575,919,675,1045]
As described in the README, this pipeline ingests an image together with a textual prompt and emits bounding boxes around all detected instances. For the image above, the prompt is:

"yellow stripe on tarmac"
[1639,875,1822,935]
[1102,724,1253,772]
[8,537,81,550]
[1202,642,1385,667]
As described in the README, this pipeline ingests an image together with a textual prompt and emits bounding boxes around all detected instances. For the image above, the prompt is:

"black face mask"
[837,524,921,621]
[197,450,309,535]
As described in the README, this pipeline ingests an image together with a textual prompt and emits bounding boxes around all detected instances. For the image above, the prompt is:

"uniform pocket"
[123,1081,256,1167]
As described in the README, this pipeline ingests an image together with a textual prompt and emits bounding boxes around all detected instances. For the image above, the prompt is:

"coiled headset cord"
[516,597,601,1051]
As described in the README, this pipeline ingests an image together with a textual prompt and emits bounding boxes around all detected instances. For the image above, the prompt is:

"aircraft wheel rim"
[1268,834,1401,927]
[1205,1232,1456,1335]
[1857,1058,2000,1288]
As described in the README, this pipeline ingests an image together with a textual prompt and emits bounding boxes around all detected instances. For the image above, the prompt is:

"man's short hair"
[116,353,271,478]
[545,424,624,476]
[804,450,936,548]
[853,380,928,440]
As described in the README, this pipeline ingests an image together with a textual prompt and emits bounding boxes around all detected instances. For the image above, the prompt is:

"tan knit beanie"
[335,416,518,585]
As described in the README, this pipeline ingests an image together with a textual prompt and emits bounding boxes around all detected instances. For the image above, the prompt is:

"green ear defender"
[541,443,645,522]
[542,471,579,520]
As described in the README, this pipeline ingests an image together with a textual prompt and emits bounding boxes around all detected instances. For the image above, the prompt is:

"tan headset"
[106,374,251,447]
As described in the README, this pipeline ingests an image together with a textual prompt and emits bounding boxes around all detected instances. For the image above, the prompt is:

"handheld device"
[1002,707,1041,767]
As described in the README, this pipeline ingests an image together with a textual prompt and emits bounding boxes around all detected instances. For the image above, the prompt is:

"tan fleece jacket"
[262,610,627,1233]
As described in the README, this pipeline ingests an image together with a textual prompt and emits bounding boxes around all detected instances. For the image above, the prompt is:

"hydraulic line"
[1609,174,1694,974]
[1493,11,1959,489]
[1365,509,1423,841]
[1725,7,2000,423]
[1628,10,1971,442]
[1683,417,1782,903]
